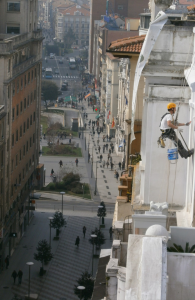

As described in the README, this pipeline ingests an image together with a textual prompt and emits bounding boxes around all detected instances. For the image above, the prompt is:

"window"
[8,59,11,72]
[24,98,26,109]
[26,141,28,152]
[30,115,32,126]
[17,80,19,92]
[118,5,123,9]
[27,118,29,129]
[32,154,34,164]
[28,72,30,83]
[16,154,18,166]
[30,137,32,148]
[12,82,15,96]
[33,133,35,143]
[35,68,37,78]
[21,78,23,90]
[34,90,36,100]
[27,95,29,107]
[23,168,25,179]
[19,149,22,161]
[31,93,33,104]
[8,86,10,99]
[29,159,31,169]
[19,173,21,184]
[26,163,28,174]
[7,138,9,152]
[7,163,9,177]
[11,159,13,172]
[7,2,20,11]
[31,70,33,81]
[20,125,22,138]
[16,104,19,117]
[23,145,25,156]
[33,112,35,122]
[12,134,14,147]
[24,74,26,86]
[20,101,23,113]
[16,129,18,142]
[7,26,20,34]
[1,178,3,194]
[12,107,15,121]
[23,121,26,133]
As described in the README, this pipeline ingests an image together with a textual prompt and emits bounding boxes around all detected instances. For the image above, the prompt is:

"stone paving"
[0,211,111,300]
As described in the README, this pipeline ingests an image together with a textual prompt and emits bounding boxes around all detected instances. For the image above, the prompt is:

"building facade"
[0,0,42,268]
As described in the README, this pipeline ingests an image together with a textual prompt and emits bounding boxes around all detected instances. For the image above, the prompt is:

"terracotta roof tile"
[108,35,145,53]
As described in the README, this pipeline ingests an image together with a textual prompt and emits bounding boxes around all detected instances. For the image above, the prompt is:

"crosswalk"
[42,75,80,80]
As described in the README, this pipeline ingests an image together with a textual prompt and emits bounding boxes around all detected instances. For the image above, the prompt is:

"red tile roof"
[108,35,145,53]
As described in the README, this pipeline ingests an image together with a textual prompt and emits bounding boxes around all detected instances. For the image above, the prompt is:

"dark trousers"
[161,129,184,155]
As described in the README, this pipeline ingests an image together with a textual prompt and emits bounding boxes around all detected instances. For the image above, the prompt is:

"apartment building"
[0,0,42,268]
[55,4,90,46]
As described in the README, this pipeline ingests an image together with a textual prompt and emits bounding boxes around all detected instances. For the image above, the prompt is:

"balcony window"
[7,26,20,34]
[7,2,20,12]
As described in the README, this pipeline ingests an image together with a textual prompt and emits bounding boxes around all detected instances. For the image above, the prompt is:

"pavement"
[0,211,112,300]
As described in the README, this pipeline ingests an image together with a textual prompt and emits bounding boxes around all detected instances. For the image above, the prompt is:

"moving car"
[59,59,63,64]
[61,82,68,91]
[55,69,60,74]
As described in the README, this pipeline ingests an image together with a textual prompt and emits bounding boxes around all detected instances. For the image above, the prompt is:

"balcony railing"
[13,55,37,77]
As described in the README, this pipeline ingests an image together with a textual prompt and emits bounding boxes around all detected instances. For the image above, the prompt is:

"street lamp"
[94,161,100,195]
[48,217,54,248]
[91,234,97,276]
[77,286,85,300]
[88,142,90,163]
[98,205,103,228]
[60,192,65,215]
[26,262,34,300]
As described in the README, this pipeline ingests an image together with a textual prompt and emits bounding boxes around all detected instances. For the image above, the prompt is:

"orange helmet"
[167,103,176,110]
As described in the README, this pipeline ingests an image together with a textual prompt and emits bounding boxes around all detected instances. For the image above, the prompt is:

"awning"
[85,93,91,99]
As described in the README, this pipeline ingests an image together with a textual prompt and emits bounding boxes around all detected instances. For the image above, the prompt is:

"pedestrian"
[88,153,91,161]
[69,138,71,144]
[110,156,112,163]
[108,153,110,160]
[106,144,108,150]
[109,227,112,240]
[116,171,119,182]
[75,236,80,247]
[18,270,23,284]
[75,158,78,167]
[103,160,105,168]
[109,148,111,155]
[12,270,17,284]
[79,132,81,138]
[51,168,54,176]
[100,154,103,162]
[106,161,109,168]
[103,145,105,153]
[5,255,9,269]
[111,145,114,153]
[111,162,114,170]
[118,162,122,170]
[98,146,101,153]
[83,226,86,238]
[106,134,108,142]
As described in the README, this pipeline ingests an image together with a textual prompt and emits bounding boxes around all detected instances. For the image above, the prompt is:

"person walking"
[18,270,23,284]
[83,226,86,238]
[116,171,119,182]
[118,162,122,170]
[69,138,71,144]
[106,143,108,151]
[109,227,112,240]
[103,160,105,168]
[103,145,105,153]
[75,236,80,247]
[75,158,78,167]
[106,160,109,168]
[111,162,114,170]
[106,134,108,142]
[109,148,111,155]
[12,270,17,284]
[98,145,101,153]
[100,154,103,162]
[51,169,54,176]
[88,153,91,161]
[5,255,9,269]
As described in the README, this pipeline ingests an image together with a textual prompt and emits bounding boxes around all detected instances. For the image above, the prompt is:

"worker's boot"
[179,148,193,159]
[187,149,194,158]
[157,137,165,148]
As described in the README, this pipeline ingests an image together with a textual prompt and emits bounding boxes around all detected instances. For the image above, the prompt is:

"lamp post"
[98,205,103,228]
[94,161,100,195]
[48,217,53,248]
[91,234,97,276]
[77,286,85,300]
[60,191,65,215]
[88,142,90,162]
[26,262,34,300]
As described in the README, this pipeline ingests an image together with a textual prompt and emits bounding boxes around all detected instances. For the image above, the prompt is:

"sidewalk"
[78,98,122,204]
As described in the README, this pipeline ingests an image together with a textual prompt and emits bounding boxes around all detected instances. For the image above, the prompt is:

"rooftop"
[60,4,90,16]
[108,35,145,54]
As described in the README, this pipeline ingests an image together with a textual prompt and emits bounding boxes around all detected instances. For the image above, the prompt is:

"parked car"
[57,97,64,103]
[59,59,63,64]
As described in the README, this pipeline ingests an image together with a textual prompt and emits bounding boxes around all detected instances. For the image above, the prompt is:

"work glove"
[186,122,191,126]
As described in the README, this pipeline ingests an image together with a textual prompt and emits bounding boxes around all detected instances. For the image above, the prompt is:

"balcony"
[13,55,37,77]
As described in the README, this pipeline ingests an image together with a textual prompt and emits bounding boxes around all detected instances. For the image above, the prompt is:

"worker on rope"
[158,103,194,159]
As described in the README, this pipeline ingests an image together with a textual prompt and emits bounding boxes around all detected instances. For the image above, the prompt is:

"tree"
[42,80,59,106]
[64,27,76,49]
[88,227,105,250]
[51,211,67,237]
[74,271,94,300]
[34,239,53,272]
[97,201,107,225]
